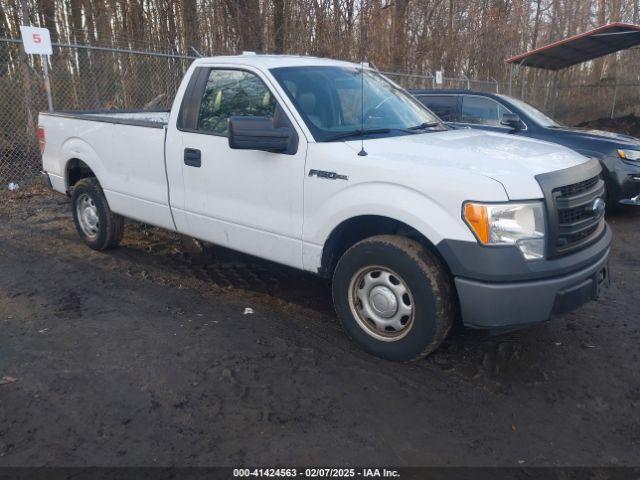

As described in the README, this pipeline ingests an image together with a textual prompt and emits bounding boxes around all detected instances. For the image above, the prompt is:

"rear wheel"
[71,177,124,250]
[332,235,455,362]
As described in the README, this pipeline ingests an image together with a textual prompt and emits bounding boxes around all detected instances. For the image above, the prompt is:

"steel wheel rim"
[76,193,100,239]
[348,266,415,342]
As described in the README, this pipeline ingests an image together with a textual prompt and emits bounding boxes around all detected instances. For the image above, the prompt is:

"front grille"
[559,224,600,246]
[558,206,592,224]
[555,177,599,198]
[552,175,605,255]
[536,158,605,259]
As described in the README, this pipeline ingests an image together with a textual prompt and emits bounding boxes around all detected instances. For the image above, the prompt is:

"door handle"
[184,148,201,167]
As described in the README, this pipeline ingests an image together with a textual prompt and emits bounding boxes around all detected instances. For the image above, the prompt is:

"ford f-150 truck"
[40,54,612,362]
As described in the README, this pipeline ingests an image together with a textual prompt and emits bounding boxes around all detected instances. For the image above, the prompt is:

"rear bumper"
[40,171,52,189]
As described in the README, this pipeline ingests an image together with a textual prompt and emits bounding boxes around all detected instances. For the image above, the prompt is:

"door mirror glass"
[501,112,525,131]
[228,116,296,154]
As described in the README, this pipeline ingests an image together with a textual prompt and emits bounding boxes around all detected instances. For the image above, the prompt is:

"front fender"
[307,182,476,247]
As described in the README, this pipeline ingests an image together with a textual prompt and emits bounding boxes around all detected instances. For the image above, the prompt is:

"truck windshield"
[270,66,443,142]
[498,94,561,128]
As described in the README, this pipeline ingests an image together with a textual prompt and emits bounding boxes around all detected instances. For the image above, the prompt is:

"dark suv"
[410,89,640,207]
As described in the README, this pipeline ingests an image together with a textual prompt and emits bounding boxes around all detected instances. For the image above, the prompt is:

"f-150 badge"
[308,169,348,181]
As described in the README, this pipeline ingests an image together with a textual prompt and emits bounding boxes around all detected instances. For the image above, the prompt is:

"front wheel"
[71,177,124,251]
[332,235,455,362]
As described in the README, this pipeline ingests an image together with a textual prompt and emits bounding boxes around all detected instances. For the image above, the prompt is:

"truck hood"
[544,125,640,148]
[344,128,589,200]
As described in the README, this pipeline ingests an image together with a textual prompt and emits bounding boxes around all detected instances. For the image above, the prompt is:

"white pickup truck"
[40,54,611,361]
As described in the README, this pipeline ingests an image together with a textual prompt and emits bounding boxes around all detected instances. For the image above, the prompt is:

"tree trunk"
[390,0,408,71]
[180,0,199,53]
[273,0,285,53]
[36,0,57,41]
[230,0,263,52]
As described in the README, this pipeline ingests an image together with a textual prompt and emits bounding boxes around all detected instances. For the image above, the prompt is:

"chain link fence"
[0,39,194,187]
[382,71,501,93]
[3,38,640,187]
[384,72,640,128]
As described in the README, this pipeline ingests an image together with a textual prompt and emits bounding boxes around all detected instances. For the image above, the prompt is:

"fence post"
[42,54,54,112]
[551,71,559,116]
[611,82,618,119]
[18,1,35,139]
[508,64,514,95]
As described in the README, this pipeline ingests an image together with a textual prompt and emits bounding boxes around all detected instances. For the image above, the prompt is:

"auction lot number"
[234,468,400,478]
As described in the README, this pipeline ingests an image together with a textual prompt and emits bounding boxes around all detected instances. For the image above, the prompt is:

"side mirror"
[501,112,524,131]
[228,116,296,154]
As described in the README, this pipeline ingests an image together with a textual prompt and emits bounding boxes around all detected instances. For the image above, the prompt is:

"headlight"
[618,149,640,161]
[463,201,546,261]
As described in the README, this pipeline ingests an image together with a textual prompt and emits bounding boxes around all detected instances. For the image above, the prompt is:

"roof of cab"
[192,54,357,69]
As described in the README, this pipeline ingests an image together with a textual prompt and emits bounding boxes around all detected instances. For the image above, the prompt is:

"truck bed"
[39,108,174,230]
[42,110,170,128]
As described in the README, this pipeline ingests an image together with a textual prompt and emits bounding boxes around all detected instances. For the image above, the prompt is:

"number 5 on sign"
[19,26,53,55]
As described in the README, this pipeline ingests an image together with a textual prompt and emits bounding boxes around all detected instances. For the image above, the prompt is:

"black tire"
[71,177,124,251]
[332,235,455,362]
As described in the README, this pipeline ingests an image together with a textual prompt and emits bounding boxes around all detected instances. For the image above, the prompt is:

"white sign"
[435,70,443,85]
[20,26,53,55]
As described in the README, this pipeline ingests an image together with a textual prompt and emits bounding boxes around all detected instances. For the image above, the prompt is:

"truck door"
[167,66,307,269]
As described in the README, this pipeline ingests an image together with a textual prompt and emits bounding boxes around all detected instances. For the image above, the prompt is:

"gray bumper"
[455,247,611,329]
[619,194,640,206]
[40,171,53,189]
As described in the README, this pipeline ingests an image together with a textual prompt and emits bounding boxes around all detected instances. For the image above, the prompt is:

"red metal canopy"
[506,22,640,70]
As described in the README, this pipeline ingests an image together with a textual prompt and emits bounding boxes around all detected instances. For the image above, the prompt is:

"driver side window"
[461,96,510,127]
[197,69,276,135]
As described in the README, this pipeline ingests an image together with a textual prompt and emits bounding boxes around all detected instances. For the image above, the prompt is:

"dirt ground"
[0,185,639,467]
[576,114,640,137]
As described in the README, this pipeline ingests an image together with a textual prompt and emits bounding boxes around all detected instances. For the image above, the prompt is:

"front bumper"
[617,169,640,205]
[619,192,640,206]
[603,156,640,205]
[438,224,612,330]
[455,249,610,329]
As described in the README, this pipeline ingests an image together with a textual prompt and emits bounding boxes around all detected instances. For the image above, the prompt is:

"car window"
[498,94,560,127]
[461,96,510,127]
[197,69,276,135]
[271,66,441,142]
[417,95,457,122]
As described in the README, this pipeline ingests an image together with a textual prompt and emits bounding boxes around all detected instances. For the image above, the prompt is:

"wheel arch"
[61,137,105,193]
[65,158,98,192]
[318,214,453,280]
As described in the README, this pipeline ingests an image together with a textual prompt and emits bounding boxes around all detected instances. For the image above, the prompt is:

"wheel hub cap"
[76,193,100,238]
[348,267,415,342]
[369,286,398,318]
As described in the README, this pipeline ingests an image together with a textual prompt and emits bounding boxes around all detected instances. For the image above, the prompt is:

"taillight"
[37,126,45,154]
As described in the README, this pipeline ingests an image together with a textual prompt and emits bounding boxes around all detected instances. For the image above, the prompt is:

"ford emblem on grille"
[592,197,606,216]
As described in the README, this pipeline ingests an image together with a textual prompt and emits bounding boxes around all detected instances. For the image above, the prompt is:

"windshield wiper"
[325,128,391,141]
[407,122,441,131]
